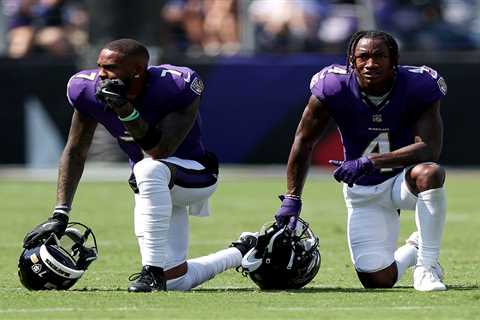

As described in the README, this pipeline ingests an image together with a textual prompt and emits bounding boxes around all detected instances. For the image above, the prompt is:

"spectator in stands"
[248,0,324,53]
[373,0,475,50]
[3,0,89,58]
[248,0,360,53]
[315,0,358,52]
[161,0,240,57]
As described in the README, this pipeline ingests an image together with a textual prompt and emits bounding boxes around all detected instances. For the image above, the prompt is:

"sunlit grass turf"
[1,172,479,319]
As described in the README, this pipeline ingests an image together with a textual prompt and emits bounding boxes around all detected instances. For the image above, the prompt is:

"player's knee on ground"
[354,253,397,288]
[356,264,397,289]
[133,158,172,189]
[410,163,445,191]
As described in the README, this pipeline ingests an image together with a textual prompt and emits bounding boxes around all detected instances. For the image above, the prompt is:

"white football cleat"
[405,231,444,280]
[414,265,447,291]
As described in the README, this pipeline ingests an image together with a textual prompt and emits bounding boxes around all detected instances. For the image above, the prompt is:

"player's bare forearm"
[148,97,200,159]
[56,147,87,207]
[369,101,443,168]
[117,98,199,159]
[368,140,437,168]
[110,102,149,139]
[287,139,314,196]
[56,111,96,208]
[287,95,330,196]
[122,117,150,140]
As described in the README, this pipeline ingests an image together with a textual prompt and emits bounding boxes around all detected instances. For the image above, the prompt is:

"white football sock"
[168,248,242,291]
[415,188,446,267]
[394,243,417,281]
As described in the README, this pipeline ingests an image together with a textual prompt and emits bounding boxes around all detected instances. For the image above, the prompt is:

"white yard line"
[0,305,448,314]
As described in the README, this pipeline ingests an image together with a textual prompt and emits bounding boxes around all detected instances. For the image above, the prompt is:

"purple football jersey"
[66,64,206,166]
[310,64,447,186]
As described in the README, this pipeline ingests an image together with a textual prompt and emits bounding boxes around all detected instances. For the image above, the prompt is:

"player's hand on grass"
[329,156,375,187]
[23,208,69,248]
[275,195,301,230]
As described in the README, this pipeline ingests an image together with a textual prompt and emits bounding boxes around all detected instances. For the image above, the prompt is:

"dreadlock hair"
[346,30,399,71]
[103,38,150,66]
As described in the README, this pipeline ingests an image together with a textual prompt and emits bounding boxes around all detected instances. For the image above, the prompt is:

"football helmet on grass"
[18,222,98,290]
[240,218,320,290]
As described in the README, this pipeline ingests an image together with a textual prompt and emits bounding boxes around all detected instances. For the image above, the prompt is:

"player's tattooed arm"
[148,97,200,159]
[117,104,150,140]
[287,95,331,196]
[369,100,443,168]
[56,110,97,208]
[116,97,199,159]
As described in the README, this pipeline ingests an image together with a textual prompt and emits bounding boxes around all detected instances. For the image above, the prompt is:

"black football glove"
[95,79,129,109]
[23,208,70,248]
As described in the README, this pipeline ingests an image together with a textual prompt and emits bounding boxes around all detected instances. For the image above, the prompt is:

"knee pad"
[133,158,172,185]
[354,252,394,273]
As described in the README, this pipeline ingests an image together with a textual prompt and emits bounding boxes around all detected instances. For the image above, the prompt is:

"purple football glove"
[275,195,301,230]
[329,156,375,187]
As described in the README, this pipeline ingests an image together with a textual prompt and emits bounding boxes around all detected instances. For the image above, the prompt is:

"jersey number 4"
[363,132,392,172]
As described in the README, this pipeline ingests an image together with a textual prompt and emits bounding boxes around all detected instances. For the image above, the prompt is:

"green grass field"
[1,170,479,319]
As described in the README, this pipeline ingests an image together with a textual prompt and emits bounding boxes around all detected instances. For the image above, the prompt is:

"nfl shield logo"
[372,114,383,123]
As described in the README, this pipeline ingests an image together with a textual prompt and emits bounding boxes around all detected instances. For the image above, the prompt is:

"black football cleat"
[230,232,258,256]
[128,265,166,292]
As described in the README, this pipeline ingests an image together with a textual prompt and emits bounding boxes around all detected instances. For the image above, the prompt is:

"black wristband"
[52,205,70,222]
[134,127,162,151]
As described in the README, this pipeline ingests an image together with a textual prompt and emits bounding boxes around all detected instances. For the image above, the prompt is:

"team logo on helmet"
[31,264,42,273]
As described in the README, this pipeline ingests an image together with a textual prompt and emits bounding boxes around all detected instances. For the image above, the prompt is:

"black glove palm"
[95,79,129,109]
[23,212,69,248]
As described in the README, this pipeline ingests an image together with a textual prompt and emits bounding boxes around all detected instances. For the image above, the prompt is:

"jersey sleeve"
[66,74,83,108]
[66,70,99,115]
[160,65,205,108]
[407,65,447,106]
[310,70,326,101]
[309,64,347,103]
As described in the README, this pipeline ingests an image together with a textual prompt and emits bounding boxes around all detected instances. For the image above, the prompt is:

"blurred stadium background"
[0,0,479,170]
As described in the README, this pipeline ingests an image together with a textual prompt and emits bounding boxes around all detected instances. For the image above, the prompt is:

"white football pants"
[343,167,446,281]
[133,157,242,291]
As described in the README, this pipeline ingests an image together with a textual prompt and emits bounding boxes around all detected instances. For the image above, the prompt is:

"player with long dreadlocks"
[274,30,448,291]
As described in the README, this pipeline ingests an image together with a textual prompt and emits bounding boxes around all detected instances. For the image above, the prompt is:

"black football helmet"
[18,222,98,290]
[240,218,320,290]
